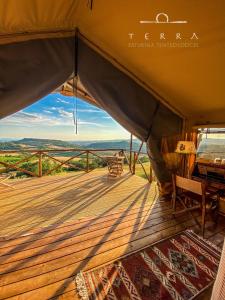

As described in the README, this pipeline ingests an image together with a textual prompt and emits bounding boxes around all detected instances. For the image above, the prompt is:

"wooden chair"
[106,153,124,178]
[172,174,217,237]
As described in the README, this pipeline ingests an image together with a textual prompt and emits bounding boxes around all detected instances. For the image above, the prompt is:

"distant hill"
[199,138,225,146]
[0,138,20,142]
[198,138,225,153]
[0,141,22,151]
[14,138,77,149]
[0,138,79,151]
[197,138,225,160]
[2,137,225,155]
[0,138,147,153]
[87,140,147,153]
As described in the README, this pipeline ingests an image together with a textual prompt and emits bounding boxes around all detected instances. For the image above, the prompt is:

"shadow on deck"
[0,170,224,299]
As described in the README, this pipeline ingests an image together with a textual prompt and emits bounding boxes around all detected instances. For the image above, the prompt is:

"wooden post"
[149,164,153,182]
[129,133,133,173]
[133,152,136,175]
[86,151,89,173]
[38,152,42,177]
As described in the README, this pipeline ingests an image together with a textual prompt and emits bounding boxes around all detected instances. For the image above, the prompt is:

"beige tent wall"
[0,0,225,126]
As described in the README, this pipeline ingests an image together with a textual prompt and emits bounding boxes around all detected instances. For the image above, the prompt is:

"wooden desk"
[192,177,225,216]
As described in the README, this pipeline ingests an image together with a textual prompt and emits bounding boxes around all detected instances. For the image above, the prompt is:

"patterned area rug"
[75,230,221,300]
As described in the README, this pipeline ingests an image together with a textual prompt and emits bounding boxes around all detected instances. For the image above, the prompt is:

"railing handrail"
[0,148,147,155]
[0,148,125,154]
[0,148,153,182]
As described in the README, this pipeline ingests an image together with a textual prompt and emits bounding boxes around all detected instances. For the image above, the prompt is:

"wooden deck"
[0,170,224,299]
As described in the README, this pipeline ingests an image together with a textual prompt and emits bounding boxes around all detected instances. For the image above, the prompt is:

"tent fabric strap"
[73,29,79,134]
[74,28,79,77]
[146,101,160,142]
[146,102,173,185]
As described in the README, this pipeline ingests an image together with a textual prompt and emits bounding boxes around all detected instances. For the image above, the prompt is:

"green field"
[0,153,152,181]
[124,161,152,180]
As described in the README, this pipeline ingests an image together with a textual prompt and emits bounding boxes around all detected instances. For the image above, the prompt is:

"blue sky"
[0,93,130,141]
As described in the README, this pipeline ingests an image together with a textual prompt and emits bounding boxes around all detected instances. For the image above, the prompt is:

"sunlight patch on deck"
[0,170,158,236]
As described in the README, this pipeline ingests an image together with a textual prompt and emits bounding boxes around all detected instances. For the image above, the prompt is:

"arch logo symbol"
[140,13,187,24]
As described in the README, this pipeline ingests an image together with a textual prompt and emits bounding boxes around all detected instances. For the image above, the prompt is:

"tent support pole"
[132,141,144,176]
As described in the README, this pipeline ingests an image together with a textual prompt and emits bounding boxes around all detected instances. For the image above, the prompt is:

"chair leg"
[172,193,176,211]
[201,198,206,238]
[213,194,220,227]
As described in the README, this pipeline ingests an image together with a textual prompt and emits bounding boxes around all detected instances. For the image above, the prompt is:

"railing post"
[129,134,133,172]
[86,150,89,173]
[38,151,42,177]
[149,164,153,182]
[133,152,136,175]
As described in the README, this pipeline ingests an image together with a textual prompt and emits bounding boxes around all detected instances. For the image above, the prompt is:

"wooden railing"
[0,148,155,182]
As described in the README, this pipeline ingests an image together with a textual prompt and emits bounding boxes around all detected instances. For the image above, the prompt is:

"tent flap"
[77,38,183,183]
[1,1,225,124]
[78,38,182,141]
[0,37,74,118]
[0,35,183,183]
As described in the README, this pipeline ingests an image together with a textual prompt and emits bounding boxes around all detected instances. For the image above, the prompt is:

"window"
[197,129,225,162]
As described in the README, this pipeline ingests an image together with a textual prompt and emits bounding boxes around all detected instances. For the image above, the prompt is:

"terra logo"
[128,13,198,41]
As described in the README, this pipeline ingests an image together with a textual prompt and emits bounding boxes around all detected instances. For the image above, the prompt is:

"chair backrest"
[174,175,203,195]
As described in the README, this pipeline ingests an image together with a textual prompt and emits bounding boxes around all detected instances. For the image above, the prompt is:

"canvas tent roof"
[0,0,225,125]
[55,77,100,108]
[0,0,225,184]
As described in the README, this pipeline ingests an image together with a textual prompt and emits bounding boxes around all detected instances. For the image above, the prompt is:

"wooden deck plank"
[0,207,171,257]
[0,171,156,236]
[0,209,189,272]
[0,216,196,298]
[0,218,196,300]
[0,211,192,282]
[0,202,168,248]
[0,170,223,299]
[0,206,173,264]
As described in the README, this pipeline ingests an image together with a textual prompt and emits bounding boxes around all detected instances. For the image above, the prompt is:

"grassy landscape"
[0,154,108,177]
[197,138,225,160]
[0,154,150,180]
[0,138,151,180]
[0,138,146,153]
[124,161,151,180]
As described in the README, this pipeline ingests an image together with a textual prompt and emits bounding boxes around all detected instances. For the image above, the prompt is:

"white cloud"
[102,116,113,119]
[57,109,73,118]
[49,107,73,116]
[0,110,107,128]
[2,111,40,123]
[1,111,61,127]
[43,110,53,114]
[56,97,70,104]
[78,120,106,128]
[77,108,103,113]
[51,107,61,111]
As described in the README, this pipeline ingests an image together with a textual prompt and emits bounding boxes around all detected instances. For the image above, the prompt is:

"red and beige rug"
[75,230,221,300]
